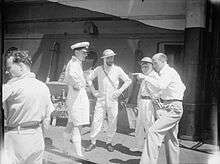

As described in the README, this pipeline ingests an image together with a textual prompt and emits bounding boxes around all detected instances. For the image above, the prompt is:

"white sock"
[62,131,70,153]
[71,127,83,156]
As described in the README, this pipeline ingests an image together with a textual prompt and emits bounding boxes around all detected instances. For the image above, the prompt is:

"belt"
[5,121,41,132]
[141,95,151,100]
[160,99,182,103]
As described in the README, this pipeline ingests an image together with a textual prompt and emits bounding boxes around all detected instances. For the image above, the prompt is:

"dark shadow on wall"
[31,35,65,82]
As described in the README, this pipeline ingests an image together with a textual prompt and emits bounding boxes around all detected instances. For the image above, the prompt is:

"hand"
[72,84,80,90]
[112,90,122,99]
[132,73,145,80]
[92,90,104,98]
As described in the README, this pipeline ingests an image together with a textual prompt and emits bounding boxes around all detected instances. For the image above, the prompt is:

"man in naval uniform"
[63,42,90,157]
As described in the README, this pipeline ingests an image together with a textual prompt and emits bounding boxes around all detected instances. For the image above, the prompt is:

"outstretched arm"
[132,72,171,90]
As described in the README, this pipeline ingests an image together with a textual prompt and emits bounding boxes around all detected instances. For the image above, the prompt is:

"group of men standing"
[2,41,185,164]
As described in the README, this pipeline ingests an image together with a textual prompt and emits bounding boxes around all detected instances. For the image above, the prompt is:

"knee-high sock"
[71,127,82,156]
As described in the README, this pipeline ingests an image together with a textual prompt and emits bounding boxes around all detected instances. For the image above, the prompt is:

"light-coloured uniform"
[134,70,160,150]
[88,65,131,144]
[64,56,90,126]
[140,64,186,164]
[2,72,54,164]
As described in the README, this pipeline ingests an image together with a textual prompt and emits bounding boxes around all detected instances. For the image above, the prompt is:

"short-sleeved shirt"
[2,72,54,127]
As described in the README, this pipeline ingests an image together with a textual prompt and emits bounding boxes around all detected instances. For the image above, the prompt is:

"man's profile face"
[152,57,163,72]
[105,56,114,66]
[141,63,152,74]
[75,48,88,61]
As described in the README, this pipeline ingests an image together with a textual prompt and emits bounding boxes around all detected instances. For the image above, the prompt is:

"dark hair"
[7,50,32,66]
[7,47,18,53]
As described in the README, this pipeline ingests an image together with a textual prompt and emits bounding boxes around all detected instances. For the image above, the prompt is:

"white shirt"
[2,72,54,127]
[64,56,86,89]
[64,56,90,125]
[88,65,131,96]
[144,64,186,100]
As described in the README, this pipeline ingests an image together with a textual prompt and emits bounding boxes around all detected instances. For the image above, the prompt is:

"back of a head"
[8,50,32,67]
[7,47,18,54]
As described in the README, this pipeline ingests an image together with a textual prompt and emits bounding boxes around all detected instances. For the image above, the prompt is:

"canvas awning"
[48,0,186,30]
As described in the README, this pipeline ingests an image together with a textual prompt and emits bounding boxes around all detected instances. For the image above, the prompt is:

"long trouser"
[140,101,183,164]
[63,123,83,157]
[134,99,155,150]
[90,99,118,145]
[4,127,44,164]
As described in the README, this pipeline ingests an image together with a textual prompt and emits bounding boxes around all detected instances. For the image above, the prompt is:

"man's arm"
[65,63,86,90]
[137,80,143,107]
[2,84,13,103]
[133,72,171,90]
[86,66,98,86]
[144,72,171,90]
[118,67,132,94]
[87,67,103,97]
[42,88,55,131]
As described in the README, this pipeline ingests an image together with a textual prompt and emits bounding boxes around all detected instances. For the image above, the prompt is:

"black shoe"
[106,143,114,152]
[85,143,96,152]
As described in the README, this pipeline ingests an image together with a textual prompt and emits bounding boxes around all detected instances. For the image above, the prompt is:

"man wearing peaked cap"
[85,49,131,152]
[130,56,160,152]
[63,41,90,157]
[71,41,90,50]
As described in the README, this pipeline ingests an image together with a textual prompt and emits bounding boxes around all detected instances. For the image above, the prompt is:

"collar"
[72,56,82,64]
[7,72,36,84]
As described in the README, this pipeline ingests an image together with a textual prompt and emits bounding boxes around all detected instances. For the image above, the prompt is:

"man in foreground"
[135,53,186,164]
[2,50,54,164]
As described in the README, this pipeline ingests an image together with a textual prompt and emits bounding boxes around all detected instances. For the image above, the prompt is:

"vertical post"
[0,0,5,158]
[180,0,207,141]
[211,2,220,147]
